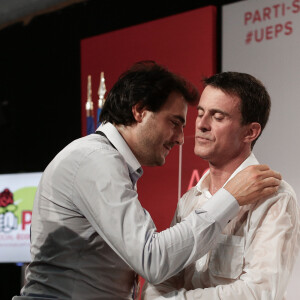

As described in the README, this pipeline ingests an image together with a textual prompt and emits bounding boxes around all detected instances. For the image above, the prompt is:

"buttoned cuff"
[200,188,239,229]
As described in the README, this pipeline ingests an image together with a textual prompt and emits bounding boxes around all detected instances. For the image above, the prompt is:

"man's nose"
[173,128,184,146]
[177,131,184,145]
[196,114,211,132]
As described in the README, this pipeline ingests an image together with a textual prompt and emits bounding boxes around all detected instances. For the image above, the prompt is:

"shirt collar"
[196,152,259,195]
[97,122,143,182]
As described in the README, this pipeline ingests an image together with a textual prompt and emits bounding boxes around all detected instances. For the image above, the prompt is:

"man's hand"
[224,164,282,206]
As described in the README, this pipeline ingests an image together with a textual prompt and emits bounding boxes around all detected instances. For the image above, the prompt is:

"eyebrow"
[197,105,230,117]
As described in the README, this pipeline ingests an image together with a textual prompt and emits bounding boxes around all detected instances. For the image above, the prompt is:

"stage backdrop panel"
[222,1,300,299]
[80,6,216,232]
[0,172,42,263]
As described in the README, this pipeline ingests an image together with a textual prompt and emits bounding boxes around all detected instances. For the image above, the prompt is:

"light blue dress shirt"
[14,122,238,300]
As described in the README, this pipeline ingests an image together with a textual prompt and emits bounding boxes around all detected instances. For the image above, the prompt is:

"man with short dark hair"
[14,65,281,300]
[142,72,299,300]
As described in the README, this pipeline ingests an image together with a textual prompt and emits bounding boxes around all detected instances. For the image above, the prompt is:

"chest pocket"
[209,234,244,279]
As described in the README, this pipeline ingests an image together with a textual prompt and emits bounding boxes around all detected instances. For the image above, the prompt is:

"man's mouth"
[164,144,172,151]
[195,136,212,142]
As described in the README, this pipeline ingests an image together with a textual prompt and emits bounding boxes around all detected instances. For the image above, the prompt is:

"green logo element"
[13,187,37,224]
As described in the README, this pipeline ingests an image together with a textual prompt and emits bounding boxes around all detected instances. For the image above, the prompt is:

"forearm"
[75,152,239,284]
[137,209,220,284]
[137,188,238,283]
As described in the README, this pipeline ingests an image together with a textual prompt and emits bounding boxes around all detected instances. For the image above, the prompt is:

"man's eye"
[172,121,180,127]
[214,113,224,121]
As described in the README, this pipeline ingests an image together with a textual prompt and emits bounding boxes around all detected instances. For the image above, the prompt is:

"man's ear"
[243,122,261,144]
[132,103,146,123]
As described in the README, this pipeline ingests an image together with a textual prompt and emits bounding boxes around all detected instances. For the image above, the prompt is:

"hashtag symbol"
[245,31,253,44]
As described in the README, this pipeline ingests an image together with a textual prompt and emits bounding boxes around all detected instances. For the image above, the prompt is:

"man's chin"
[157,157,166,166]
[146,157,165,167]
[194,149,210,161]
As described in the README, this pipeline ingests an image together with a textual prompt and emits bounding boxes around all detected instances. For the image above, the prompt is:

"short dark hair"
[99,61,199,125]
[203,72,271,148]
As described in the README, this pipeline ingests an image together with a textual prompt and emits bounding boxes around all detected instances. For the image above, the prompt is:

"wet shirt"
[142,153,300,300]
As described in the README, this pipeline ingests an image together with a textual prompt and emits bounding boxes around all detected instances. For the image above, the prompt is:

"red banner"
[80,6,216,232]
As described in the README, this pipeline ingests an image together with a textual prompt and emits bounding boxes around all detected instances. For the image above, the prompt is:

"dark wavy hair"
[203,72,271,148]
[99,61,199,125]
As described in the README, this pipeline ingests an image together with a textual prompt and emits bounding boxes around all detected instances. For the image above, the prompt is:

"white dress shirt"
[142,153,300,300]
[14,122,239,300]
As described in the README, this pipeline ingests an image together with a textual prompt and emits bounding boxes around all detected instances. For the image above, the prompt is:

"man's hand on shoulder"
[224,164,282,206]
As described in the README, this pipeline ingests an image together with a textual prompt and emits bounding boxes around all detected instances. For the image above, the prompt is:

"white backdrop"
[222,0,300,299]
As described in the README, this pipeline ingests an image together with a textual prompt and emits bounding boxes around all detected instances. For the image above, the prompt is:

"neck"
[115,124,132,144]
[115,123,142,162]
[208,151,251,195]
